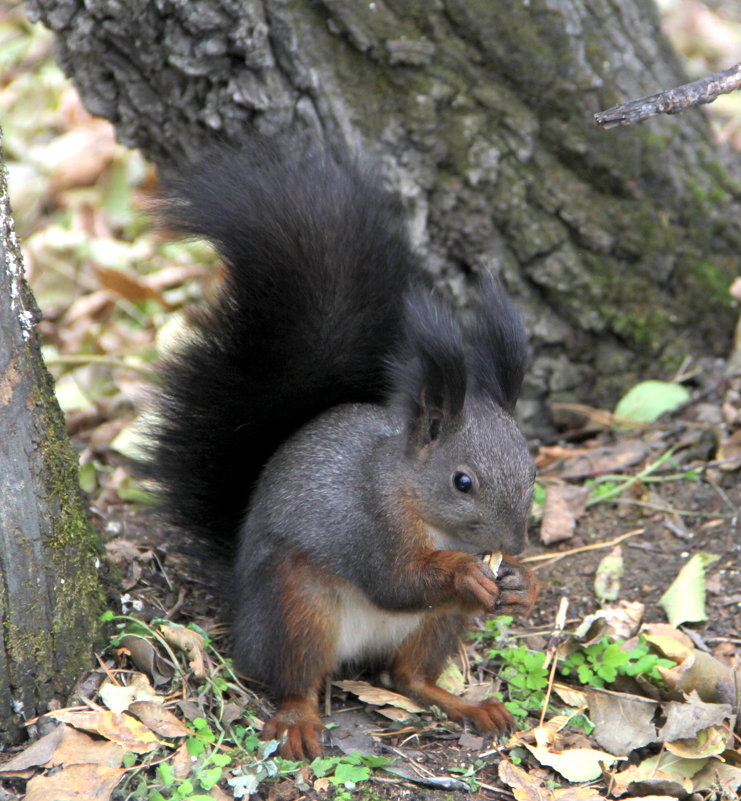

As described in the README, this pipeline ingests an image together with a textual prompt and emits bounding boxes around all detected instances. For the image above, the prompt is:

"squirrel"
[142,138,539,760]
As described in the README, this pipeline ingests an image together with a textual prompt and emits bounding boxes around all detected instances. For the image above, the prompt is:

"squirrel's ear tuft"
[389,288,467,448]
[468,274,528,413]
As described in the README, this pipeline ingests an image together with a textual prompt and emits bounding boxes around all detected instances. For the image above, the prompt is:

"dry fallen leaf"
[550,439,648,479]
[659,694,733,742]
[92,263,162,304]
[0,725,65,773]
[32,118,117,189]
[664,726,727,759]
[642,630,694,663]
[658,552,720,627]
[209,782,234,801]
[48,726,125,769]
[535,444,591,472]
[606,751,700,798]
[540,484,588,544]
[530,713,583,748]
[593,545,623,603]
[24,763,123,801]
[584,687,657,755]
[716,428,741,471]
[657,649,737,704]
[457,732,484,750]
[586,685,732,758]
[158,622,208,678]
[104,538,147,565]
[44,709,162,753]
[572,600,644,642]
[118,634,174,685]
[374,706,414,722]
[499,759,559,801]
[551,683,589,709]
[524,743,620,782]
[99,673,159,713]
[333,680,424,713]
[552,790,609,800]
[171,741,193,780]
[691,757,741,796]
[127,701,191,738]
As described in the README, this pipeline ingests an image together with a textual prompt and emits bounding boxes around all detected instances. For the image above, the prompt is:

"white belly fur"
[335,583,426,666]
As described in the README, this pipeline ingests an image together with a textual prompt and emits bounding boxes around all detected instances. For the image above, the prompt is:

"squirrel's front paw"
[262,699,325,760]
[494,555,539,616]
[449,554,500,611]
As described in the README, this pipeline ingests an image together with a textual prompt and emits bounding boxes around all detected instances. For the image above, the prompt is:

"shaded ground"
[46,361,737,801]
[535,479,741,640]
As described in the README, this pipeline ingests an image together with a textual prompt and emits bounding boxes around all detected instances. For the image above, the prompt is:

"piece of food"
[482,551,503,574]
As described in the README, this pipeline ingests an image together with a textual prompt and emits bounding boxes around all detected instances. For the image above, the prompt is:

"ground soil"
[85,371,740,801]
[2,369,738,801]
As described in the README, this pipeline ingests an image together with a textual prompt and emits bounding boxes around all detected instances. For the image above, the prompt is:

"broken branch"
[595,61,741,129]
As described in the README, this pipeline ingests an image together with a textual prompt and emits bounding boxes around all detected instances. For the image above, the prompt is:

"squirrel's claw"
[262,699,325,761]
[452,557,501,611]
[465,697,514,735]
[495,557,539,616]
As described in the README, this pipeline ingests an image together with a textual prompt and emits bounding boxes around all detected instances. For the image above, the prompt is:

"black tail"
[141,140,419,548]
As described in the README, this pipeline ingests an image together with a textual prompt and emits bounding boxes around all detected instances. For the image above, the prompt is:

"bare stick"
[595,61,741,129]
[522,527,644,569]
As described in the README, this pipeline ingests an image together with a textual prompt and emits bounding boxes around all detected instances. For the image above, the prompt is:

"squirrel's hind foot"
[458,696,514,735]
[262,698,325,760]
[396,676,514,737]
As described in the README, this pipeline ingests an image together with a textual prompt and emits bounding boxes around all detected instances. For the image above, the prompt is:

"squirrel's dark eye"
[453,471,473,493]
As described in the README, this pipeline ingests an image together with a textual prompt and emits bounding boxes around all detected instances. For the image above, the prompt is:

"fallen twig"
[523,528,644,570]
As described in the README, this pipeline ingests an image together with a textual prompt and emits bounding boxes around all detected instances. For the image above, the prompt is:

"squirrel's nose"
[500,519,528,555]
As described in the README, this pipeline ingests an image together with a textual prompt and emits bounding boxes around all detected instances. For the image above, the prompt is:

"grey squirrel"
[143,138,538,760]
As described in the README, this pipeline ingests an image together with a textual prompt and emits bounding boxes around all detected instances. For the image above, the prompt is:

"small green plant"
[584,448,702,508]
[309,753,393,791]
[532,482,547,508]
[102,611,395,799]
[585,478,621,505]
[560,635,675,688]
[449,760,487,792]
[225,738,305,798]
[475,617,676,728]
[497,645,549,718]
[470,614,514,646]
[472,616,550,718]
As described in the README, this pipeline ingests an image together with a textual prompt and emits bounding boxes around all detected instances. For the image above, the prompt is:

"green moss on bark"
[26,339,105,694]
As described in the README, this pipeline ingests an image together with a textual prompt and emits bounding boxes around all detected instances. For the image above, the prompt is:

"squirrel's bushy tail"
[142,140,418,547]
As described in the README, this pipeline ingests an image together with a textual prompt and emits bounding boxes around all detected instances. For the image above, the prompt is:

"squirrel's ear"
[468,274,528,413]
[389,289,467,449]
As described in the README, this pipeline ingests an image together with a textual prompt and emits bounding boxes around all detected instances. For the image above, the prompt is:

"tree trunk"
[25,0,741,435]
[0,131,105,746]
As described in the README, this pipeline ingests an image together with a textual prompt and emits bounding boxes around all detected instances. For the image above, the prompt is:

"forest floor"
[104,367,741,801]
[9,359,733,801]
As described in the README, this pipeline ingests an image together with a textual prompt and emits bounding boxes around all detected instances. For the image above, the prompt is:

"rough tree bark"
[25,0,741,434]
[0,132,105,746]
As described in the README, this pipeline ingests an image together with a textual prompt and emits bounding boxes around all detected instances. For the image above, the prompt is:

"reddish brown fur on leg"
[261,554,337,759]
[390,610,513,736]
